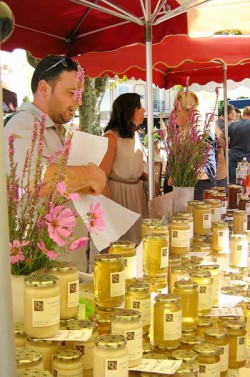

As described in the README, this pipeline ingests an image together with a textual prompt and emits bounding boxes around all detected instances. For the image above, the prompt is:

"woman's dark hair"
[105,93,141,138]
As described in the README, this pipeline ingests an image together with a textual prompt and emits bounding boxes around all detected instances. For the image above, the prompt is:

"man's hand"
[83,163,107,196]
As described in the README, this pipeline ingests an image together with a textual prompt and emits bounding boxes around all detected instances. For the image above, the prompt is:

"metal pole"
[145,0,154,200]
[223,63,229,185]
[0,50,17,377]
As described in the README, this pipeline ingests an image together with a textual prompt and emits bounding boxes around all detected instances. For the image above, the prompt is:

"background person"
[4,55,106,272]
[100,93,148,245]
[228,106,250,184]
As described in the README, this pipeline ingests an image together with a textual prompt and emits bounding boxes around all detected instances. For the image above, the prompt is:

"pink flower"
[46,205,76,247]
[56,181,80,201]
[87,202,105,234]
[9,240,29,265]
[69,237,89,250]
[37,241,58,260]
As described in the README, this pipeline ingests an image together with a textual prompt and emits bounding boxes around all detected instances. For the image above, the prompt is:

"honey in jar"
[193,343,220,377]
[141,218,168,239]
[223,320,247,369]
[109,240,136,284]
[204,199,222,224]
[193,203,212,236]
[169,218,190,256]
[229,234,248,269]
[204,328,229,377]
[189,270,213,315]
[233,210,247,234]
[228,184,242,209]
[143,233,169,276]
[187,200,203,214]
[173,280,198,331]
[212,221,229,252]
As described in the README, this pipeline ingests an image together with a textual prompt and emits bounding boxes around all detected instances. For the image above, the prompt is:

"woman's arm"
[99,133,117,198]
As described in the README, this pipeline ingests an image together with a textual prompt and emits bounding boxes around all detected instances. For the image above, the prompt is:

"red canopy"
[75,35,250,88]
[3,0,187,57]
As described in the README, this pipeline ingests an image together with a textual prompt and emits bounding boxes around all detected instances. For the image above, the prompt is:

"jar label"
[190,222,194,239]
[212,254,229,270]
[198,362,220,376]
[246,203,250,215]
[124,327,143,361]
[74,341,94,369]
[248,250,250,273]
[211,273,220,304]
[203,213,211,229]
[230,242,248,268]
[163,309,182,340]
[131,298,151,327]
[217,344,229,372]
[160,247,169,268]
[171,229,190,247]
[236,335,247,361]
[237,192,242,205]
[198,283,213,311]
[221,200,227,214]
[123,256,136,280]
[32,295,60,327]
[105,356,128,377]
[53,368,83,377]
[110,271,125,297]
[244,218,248,232]
[217,230,229,249]
[211,207,222,223]
[68,280,79,308]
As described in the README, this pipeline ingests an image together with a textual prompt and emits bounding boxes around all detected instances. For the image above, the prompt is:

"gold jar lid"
[199,263,220,271]
[204,199,221,206]
[113,309,141,321]
[90,314,112,324]
[14,323,26,336]
[213,221,228,229]
[228,184,242,190]
[212,192,226,198]
[193,343,218,355]
[188,200,203,206]
[95,334,126,348]
[143,353,167,360]
[233,210,247,216]
[26,337,57,345]
[60,318,77,327]
[191,245,212,253]
[154,344,179,352]
[212,186,226,192]
[190,270,211,279]
[142,218,163,226]
[169,255,182,264]
[16,348,43,367]
[192,235,209,244]
[174,279,198,290]
[197,317,213,328]
[223,320,246,330]
[18,369,52,377]
[218,315,240,322]
[144,233,168,240]
[170,217,189,225]
[194,203,211,210]
[172,349,198,362]
[66,319,97,331]
[155,293,181,304]
[24,274,58,287]
[109,240,136,250]
[181,335,204,346]
[174,212,193,220]
[143,342,154,354]
[54,349,81,361]
[95,253,123,262]
[204,328,228,339]
[48,261,77,272]
[239,197,250,202]
[220,286,242,295]
[174,363,194,375]
[127,281,150,292]
[230,234,247,241]
[171,265,188,273]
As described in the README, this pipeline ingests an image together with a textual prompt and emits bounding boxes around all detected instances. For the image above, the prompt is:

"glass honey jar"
[93,334,128,377]
[204,199,222,224]
[180,334,204,350]
[172,349,199,376]
[154,294,182,348]
[189,270,213,315]
[229,234,248,269]
[143,233,169,276]
[212,221,229,252]
[125,281,151,335]
[173,280,198,331]
[203,190,218,200]
[111,309,143,367]
[109,240,136,284]
[26,337,60,373]
[66,319,98,374]
[193,343,220,377]
[211,251,229,270]
[141,218,168,239]
[16,348,43,371]
[14,323,27,348]
[94,254,125,308]
[199,264,221,307]
[24,275,60,338]
[193,203,212,236]
[228,184,242,209]
[187,200,203,214]
[169,218,190,256]
[48,262,79,320]
[174,212,194,241]
[52,349,83,376]
[169,265,189,294]
[233,210,247,234]
[196,318,213,339]
[223,320,247,369]
[238,196,250,213]
[212,192,228,215]
[153,344,179,358]
[204,328,229,377]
